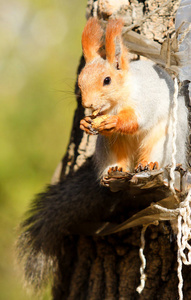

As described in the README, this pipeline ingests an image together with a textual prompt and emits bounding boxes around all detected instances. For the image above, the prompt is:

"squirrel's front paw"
[94,115,118,136]
[80,115,118,136]
[80,117,98,135]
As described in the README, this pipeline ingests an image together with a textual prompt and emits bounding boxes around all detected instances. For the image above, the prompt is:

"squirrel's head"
[78,18,129,115]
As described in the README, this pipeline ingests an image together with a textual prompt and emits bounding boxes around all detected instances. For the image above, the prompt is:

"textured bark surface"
[18,1,191,299]
[52,225,191,300]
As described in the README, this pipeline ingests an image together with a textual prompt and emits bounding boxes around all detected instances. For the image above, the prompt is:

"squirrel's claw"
[134,161,159,173]
[108,166,123,174]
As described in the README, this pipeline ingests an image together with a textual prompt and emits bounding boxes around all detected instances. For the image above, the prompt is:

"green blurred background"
[0,0,86,298]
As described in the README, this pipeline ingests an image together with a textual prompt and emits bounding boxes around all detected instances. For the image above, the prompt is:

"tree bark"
[18,1,191,299]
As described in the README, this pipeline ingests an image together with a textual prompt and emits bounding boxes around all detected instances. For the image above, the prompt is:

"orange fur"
[110,133,142,172]
[106,19,128,70]
[82,18,103,63]
[115,108,139,134]
[112,139,130,171]
[111,137,132,171]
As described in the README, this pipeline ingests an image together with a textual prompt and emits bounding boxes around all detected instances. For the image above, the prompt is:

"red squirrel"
[78,18,188,178]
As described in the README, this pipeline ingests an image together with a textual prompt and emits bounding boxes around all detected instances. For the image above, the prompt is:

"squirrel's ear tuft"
[105,19,128,70]
[82,17,104,63]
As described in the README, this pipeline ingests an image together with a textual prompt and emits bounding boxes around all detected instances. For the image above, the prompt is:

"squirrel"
[78,18,188,178]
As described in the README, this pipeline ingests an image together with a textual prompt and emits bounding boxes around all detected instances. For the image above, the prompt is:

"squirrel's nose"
[82,103,93,109]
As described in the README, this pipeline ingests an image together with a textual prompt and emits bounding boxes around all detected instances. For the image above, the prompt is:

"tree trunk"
[18,1,191,299]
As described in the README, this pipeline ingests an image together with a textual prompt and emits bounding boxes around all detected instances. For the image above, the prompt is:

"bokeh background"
[0,0,86,298]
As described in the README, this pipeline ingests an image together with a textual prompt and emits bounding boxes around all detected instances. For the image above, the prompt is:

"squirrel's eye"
[103,76,111,86]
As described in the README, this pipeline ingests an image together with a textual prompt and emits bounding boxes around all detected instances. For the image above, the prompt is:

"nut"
[91,115,108,129]
[92,108,101,117]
